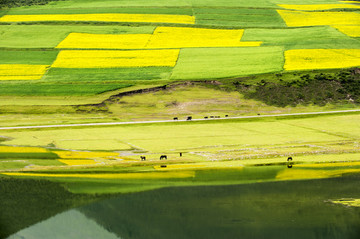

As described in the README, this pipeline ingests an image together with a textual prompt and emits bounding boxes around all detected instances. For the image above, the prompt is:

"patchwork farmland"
[1,0,360,238]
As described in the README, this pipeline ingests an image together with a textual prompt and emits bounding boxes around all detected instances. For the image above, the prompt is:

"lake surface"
[7,173,360,239]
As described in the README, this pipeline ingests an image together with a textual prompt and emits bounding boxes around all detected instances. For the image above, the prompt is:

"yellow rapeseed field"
[57,159,98,165]
[278,4,360,11]
[2,171,196,179]
[0,13,195,24]
[154,164,207,170]
[333,25,360,37]
[56,27,261,49]
[0,145,48,153]
[56,33,152,49]
[53,150,118,159]
[284,49,360,71]
[146,27,261,48]
[277,10,360,27]
[51,49,180,68]
[0,64,49,80]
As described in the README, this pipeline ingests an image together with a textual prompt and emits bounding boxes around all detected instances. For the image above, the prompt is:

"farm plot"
[51,49,180,68]
[171,47,284,80]
[56,27,261,49]
[43,67,172,83]
[0,83,130,96]
[277,10,360,27]
[333,25,360,37]
[0,13,195,24]
[194,8,286,28]
[284,49,360,70]
[241,26,360,50]
[278,3,360,10]
[0,64,49,80]
[0,25,155,48]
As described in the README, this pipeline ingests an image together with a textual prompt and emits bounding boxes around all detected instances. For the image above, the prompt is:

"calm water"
[7,173,360,239]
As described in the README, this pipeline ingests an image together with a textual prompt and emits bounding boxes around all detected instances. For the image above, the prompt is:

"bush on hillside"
[0,0,61,9]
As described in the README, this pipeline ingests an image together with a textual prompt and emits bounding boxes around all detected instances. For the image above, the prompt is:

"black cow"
[173,117,178,120]
[187,116,192,121]
[287,157,293,168]
[140,156,146,161]
[160,155,167,160]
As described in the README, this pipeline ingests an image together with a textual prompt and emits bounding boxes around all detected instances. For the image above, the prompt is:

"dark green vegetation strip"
[0,176,104,239]
[0,50,59,64]
[0,0,61,9]
[0,83,132,96]
[234,68,360,106]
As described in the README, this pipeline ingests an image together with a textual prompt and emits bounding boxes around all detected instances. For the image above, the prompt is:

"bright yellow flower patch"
[277,10,360,27]
[331,199,360,207]
[146,27,261,48]
[56,27,261,49]
[0,64,49,80]
[278,4,360,11]
[2,171,195,179]
[0,145,48,153]
[56,33,152,49]
[57,159,98,165]
[53,150,118,159]
[0,13,195,24]
[284,49,360,71]
[51,49,180,68]
[333,25,360,37]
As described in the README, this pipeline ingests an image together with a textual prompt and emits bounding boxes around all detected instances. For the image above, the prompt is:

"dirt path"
[0,109,359,130]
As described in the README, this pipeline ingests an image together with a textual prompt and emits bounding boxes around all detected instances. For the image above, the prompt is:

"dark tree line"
[234,68,360,107]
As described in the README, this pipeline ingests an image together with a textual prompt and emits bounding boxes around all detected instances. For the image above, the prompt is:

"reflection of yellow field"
[331,199,360,207]
[146,27,261,48]
[57,159,98,166]
[56,33,152,49]
[0,145,48,153]
[284,49,360,71]
[51,49,180,68]
[53,150,118,159]
[0,64,49,80]
[0,13,195,24]
[277,10,360,27]
[276,168,360,180]
[2,171,195,179]
[56,27,261,49]
[296,161,360,168]
[278,4,360,11]
[333,25,360,37]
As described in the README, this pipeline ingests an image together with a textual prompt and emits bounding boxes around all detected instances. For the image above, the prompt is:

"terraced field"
[0,0,359,97]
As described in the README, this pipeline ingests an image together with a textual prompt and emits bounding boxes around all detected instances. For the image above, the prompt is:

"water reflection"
[8,174,360,239]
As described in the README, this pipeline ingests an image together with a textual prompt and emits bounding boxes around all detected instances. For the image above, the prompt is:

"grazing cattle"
[187,116,192,121]
[180,152,182,157]
[160,155,167,160]
[215,116,220,118]
[140,156,146,161]
[210,116,214,118]
[173,117,178,120]
[204,116,208,119]
[225,115,229,117]
[160,165,167,168]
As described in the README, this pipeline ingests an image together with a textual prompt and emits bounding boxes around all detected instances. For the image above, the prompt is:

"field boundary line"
[1,109,360,130]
